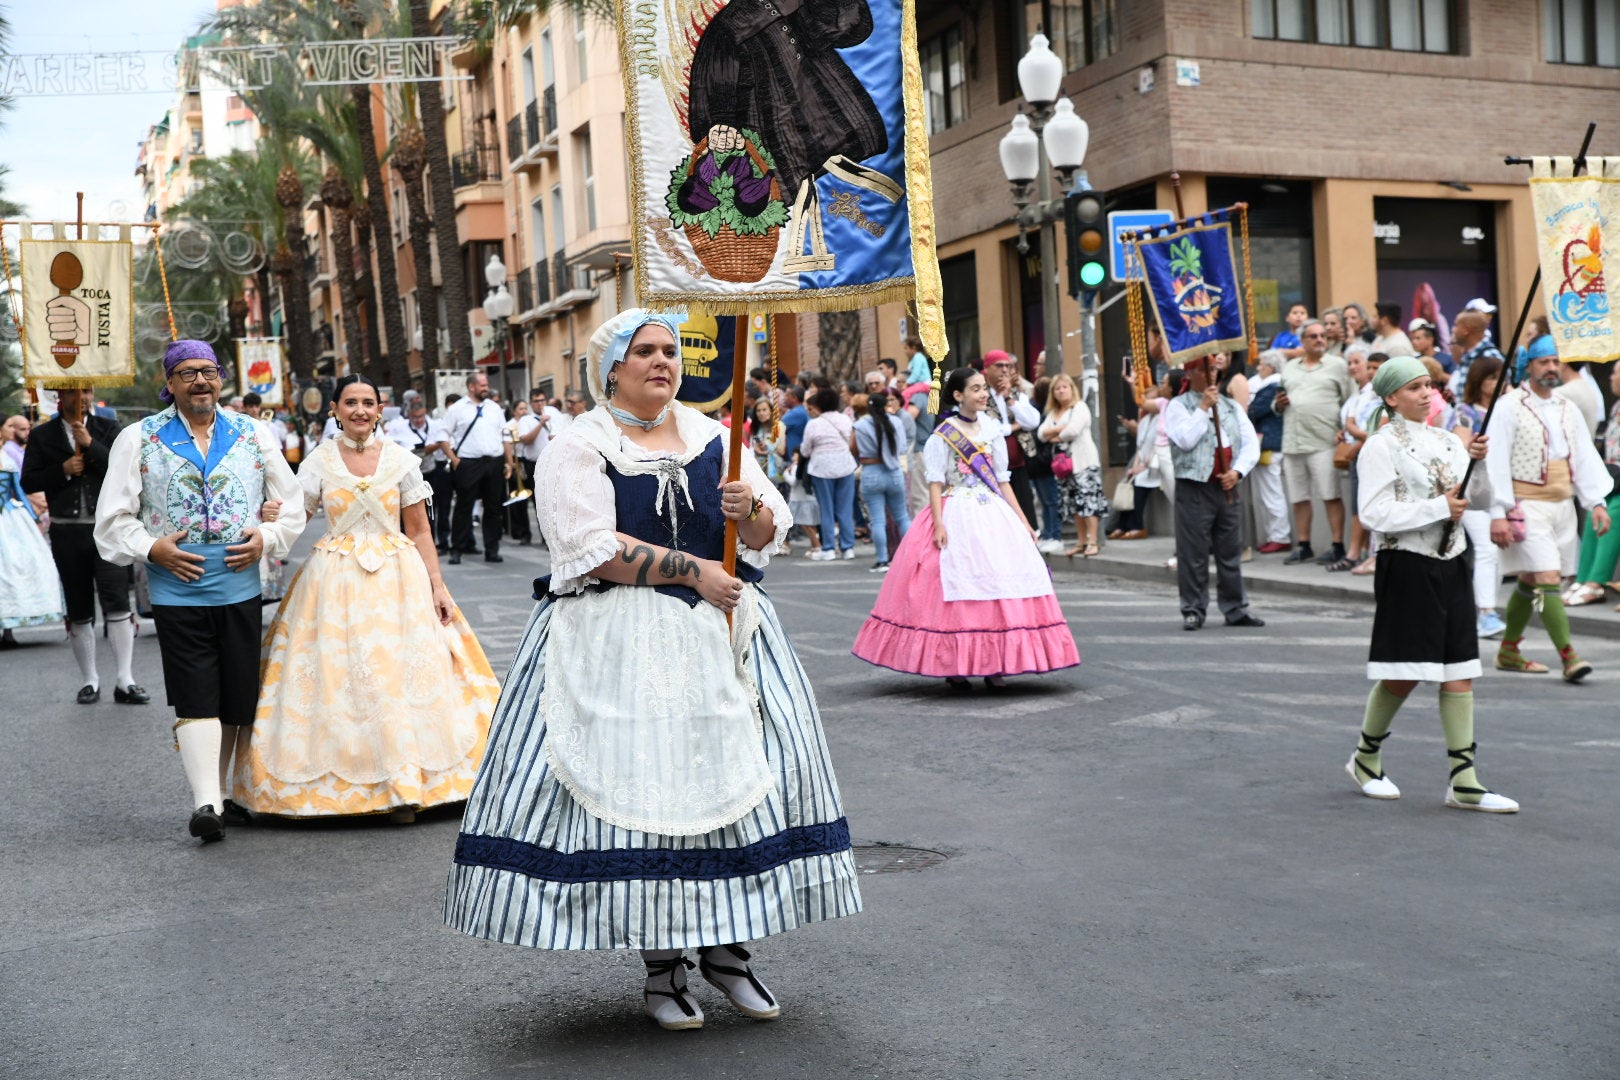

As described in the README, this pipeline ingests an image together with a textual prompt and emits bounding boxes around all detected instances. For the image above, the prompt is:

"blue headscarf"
[586,308,686,429]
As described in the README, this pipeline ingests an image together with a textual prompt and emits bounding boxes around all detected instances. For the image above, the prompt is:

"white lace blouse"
[535,405,791,594]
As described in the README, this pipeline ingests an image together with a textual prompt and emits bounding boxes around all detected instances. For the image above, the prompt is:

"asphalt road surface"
[3,535,1616,1078]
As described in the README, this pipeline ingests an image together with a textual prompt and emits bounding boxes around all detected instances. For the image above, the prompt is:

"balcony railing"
[515,267,533,315]
[533,259,551,307]
[451,145,501,189]
[541,85,557,138]
[524,99,540,148]
[553,257,570,300]
[506,114,523,163]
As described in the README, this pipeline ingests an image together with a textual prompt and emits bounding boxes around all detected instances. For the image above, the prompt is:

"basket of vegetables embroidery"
[666,127,788,283]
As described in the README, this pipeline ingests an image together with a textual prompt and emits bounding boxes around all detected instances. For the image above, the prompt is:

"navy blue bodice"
[533,434,764,607]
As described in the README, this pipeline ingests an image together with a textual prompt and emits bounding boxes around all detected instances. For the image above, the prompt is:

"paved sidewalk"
[1047,534,1620,641]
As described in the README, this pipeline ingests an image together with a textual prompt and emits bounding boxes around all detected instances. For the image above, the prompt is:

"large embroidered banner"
[615,0,946,361]
[19,237,135,388]
[1131,209,1249,366]
[1530,156,1619,363]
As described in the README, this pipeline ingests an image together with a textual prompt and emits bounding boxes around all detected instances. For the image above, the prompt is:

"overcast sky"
[4,1,216,224]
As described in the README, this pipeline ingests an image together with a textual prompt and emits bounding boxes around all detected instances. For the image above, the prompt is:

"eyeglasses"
[172,367,222,384]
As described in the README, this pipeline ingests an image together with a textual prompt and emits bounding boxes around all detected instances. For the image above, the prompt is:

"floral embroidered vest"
[136,406,266,544]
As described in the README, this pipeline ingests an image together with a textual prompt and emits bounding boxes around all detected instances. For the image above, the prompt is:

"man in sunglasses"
[95,340,306,844]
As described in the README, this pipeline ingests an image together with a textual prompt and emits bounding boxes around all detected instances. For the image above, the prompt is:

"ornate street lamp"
[1001,30,1083,378]
[482,253,516,401]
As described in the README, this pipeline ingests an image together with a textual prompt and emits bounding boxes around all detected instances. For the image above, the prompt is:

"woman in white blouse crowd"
[799,385,858,560]
[1038,373,1104,558]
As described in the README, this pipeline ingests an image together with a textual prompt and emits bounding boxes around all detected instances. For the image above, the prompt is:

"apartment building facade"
[905,0,1619,464]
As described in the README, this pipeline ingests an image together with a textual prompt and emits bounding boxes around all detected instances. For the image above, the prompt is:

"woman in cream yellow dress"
[236,373,498,820]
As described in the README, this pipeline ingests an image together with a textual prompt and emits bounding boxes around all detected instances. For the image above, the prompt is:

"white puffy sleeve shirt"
[535,409,791,595]
[1358,416,1491,560]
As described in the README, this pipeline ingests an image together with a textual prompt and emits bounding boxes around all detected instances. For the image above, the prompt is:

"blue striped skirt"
[443,588,862,951]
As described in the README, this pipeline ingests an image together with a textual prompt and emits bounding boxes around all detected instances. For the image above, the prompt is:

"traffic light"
[1065,183,1108,301]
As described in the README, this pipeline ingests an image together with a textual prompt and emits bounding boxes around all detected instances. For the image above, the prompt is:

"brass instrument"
[501,423,533,506]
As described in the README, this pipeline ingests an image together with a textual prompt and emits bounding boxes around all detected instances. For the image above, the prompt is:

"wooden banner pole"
[722,312,751,629]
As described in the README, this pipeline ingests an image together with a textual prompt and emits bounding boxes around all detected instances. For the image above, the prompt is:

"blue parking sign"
[1109,210,1176,283]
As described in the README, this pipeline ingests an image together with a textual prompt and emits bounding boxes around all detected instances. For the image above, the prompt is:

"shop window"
[939,253,980,363]
[1205,178,1316,353]
[1252,0,1454,53]
[922,25,967,134]
[1002,2,1119,101]
[1545,0,1620,66]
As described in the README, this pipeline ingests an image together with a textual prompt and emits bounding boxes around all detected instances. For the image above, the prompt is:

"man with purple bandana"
[95,341,306,843]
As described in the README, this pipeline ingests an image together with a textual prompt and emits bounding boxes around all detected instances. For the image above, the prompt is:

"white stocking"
[68,619,98,690]
[107,614,136,689]
[175,719,223,811]
[218,726,245,802]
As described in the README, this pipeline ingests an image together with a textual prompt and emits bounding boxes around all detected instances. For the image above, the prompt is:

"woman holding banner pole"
[444,309,861,1030]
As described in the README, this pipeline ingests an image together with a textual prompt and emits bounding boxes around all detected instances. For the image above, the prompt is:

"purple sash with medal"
[935,418,1002,493]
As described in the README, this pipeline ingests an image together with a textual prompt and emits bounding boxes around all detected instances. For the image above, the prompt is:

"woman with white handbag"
[1038,374,1104,558]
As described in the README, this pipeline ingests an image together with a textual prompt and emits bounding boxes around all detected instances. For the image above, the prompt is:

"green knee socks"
[1439,689,1488,803]
[1501,581,1575,655]
[1501,581,1535,645]
[1353,682,1406,782]
[1537,584,1573,653]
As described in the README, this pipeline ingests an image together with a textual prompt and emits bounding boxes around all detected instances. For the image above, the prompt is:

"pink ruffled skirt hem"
[851,505,1080,678]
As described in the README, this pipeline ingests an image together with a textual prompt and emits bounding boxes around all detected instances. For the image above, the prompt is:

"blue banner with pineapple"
[1132,209,1250,365]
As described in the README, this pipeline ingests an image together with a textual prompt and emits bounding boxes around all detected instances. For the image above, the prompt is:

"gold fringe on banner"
[900,0,949,412]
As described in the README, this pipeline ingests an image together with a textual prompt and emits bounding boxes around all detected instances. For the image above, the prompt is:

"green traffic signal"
[1079,261,1106,288]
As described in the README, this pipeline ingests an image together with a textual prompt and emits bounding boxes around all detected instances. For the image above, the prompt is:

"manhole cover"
[853,842,948,874]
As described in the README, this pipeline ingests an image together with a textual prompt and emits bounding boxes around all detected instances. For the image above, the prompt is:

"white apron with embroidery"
[537,407,780,837]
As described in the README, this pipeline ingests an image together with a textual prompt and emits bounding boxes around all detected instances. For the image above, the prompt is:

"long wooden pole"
[721,312,750,627]
[1436,122,1597,554]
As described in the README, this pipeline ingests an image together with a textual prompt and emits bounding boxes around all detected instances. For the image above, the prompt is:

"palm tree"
[289,89,385,384]
[207,0,407,383]
[409,0,474,374]
[166,148,315,376]
[389,123,436,394]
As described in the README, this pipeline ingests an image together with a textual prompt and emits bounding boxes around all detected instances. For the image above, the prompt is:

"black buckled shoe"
[221,800,254,826]
[188,805,225,843]
[1182,614,1204,631]
[76,684,100,705]
[113,683,150,704]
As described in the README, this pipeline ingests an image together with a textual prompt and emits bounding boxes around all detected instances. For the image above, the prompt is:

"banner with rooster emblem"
[1132,209,1248,366]
[614,0,946,363]
[237,338,286,407]
[1530,156,1619,363]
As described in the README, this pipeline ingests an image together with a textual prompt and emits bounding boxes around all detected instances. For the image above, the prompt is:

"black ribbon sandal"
[699,944,780,1020]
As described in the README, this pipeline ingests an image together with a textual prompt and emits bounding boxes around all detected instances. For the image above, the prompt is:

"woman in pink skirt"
[852,367,1079,690]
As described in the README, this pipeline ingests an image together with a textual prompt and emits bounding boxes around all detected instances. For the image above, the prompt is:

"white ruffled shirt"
[1358,414,1492,560]
[536,404,791,594]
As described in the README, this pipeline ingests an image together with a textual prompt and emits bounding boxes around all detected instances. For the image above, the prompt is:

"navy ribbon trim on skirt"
[454,818,853,884]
